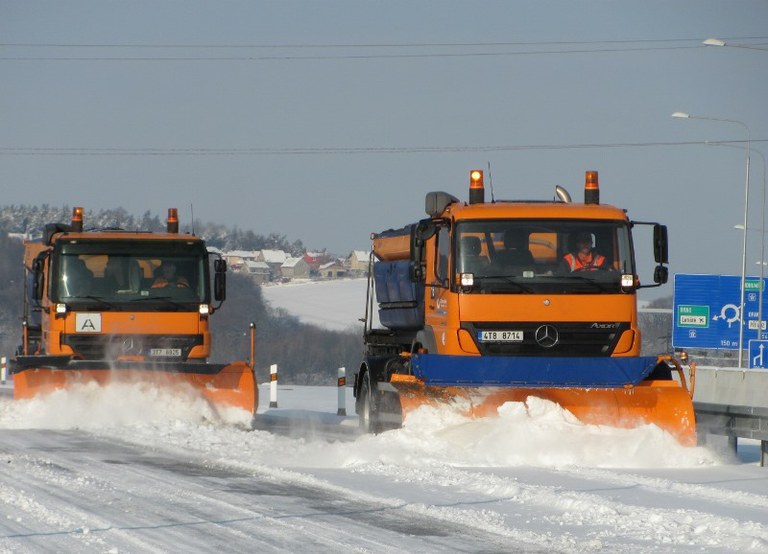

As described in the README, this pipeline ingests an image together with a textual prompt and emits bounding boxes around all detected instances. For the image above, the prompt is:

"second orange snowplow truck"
[355,170,696,445]
[11,207,257,415]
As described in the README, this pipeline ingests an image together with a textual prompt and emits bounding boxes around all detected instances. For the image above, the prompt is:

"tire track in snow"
[0,430,543,553]
[351,462,768,553]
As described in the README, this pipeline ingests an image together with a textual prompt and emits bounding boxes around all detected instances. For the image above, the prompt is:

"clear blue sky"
[2,1,767,296]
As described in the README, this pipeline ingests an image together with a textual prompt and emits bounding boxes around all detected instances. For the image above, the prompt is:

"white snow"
[1,278,767,552]
[261,278,369,331]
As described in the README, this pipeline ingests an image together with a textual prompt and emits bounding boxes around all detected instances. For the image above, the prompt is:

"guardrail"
[692,366,768,466]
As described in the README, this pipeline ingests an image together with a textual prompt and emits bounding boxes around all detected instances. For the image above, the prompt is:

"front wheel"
[358,371,380,434]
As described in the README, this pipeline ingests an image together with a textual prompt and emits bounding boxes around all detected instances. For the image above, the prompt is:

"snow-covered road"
[0,430,520,553]
[1,383,767,553]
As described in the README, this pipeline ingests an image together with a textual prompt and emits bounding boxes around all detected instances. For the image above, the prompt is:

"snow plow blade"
[11,359,258,415]
[385,355,696,446]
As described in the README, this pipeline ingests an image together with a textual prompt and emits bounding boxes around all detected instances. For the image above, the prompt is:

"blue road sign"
[673,273,768,350]
[748,340,768,369]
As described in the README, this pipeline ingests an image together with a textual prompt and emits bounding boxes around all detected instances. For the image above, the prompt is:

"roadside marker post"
[269,364,278,408]
[337,367,347,416]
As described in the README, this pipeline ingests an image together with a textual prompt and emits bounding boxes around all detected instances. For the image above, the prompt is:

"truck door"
[425,225,451,353]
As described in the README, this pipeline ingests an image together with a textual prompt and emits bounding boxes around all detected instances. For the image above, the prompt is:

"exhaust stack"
[555,186,572,203]
[469,169,485,204]
[585,171,600,205]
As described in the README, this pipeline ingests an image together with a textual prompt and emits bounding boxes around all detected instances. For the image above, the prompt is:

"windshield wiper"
[473,276,534,293]
[70,295,119,310]
[560,274,616,292]
[132,295,192,310]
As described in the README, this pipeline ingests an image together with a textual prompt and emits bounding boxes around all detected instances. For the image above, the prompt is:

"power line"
[5,37,767,61]
[1,139,765,156]
[2,36,766,48]
[0,46,705,61]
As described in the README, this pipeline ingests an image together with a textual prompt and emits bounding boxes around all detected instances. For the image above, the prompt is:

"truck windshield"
[455,219,634,294]
[52,239,209,306]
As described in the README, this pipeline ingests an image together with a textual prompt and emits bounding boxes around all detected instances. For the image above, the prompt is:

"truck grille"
[61,334,204,361]
[465,322,630,357]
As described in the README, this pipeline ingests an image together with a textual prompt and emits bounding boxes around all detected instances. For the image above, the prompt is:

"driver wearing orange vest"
[562,232,608,272]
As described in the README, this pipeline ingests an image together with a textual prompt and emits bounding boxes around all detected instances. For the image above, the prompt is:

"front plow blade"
[390,375,696,446]
[12,360,258,415]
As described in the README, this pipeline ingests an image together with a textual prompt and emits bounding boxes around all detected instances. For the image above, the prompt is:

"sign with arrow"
[673,274,768,350]
[749,340,768,369]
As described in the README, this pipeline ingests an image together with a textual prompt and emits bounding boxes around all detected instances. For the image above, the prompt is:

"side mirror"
[413,219,437,243]
[653,224,669,264]
[654,265,669,285]
[213,257,227,301]
[32,256,45,301]
[214,271,226,301]
[409,219,437,283]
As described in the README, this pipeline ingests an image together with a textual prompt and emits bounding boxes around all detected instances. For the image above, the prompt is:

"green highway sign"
[677,305,709,328]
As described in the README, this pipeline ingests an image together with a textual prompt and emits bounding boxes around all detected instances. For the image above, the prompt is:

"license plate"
[149,348,181,357]
[477,330,523,342]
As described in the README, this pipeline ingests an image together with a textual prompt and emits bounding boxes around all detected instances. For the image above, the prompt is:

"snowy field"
[0,279,767,552]
[261,279,369,332]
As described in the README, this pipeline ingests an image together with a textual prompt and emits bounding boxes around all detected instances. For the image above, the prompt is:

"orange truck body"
[355,170,695,445]
[11,208,257,415]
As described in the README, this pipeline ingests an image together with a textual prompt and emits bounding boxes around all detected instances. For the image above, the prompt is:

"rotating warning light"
[167,208,179,233]
[71,207,84,232]
[469,169,485,204]
[584,170,600,205]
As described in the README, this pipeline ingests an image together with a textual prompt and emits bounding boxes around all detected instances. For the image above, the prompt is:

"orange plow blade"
[12,360,258,415]
[390,375,696,446]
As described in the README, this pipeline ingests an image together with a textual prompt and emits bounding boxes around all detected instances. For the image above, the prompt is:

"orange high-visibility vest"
[564,252,606,271]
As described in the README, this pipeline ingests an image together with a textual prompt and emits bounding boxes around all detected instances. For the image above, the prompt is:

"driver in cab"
[151,261,190,289]
[561,232,608,272]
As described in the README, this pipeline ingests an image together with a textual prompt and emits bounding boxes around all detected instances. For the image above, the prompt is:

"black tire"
[358,371,380,434]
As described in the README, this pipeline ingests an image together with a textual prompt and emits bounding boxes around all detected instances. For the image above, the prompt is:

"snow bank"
[0,384,719,470]
[0,382,252,430]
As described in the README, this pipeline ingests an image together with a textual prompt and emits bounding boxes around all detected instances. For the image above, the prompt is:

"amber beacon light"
[584,170,600,205]
[469,169,485,204]
[167,208,179,233]
[70,207,84,232]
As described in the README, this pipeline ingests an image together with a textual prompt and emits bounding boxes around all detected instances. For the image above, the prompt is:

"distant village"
[6,229,370,286]
[212,248,370,285]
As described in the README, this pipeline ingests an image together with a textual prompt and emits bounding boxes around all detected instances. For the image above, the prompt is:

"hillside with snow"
[261,279,369,332]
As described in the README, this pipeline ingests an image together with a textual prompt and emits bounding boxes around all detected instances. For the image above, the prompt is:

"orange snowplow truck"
[11,207,257,414]
[355,170,696,445]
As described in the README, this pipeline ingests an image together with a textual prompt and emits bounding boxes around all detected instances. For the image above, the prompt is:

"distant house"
[281,257,310,280]
[243,260,271,284]
[8,232,35,242]
[259,249,288,269]
[303,250,330,277]
[318,260,347,279]
[346,250,370,276]
[223,250,259,272]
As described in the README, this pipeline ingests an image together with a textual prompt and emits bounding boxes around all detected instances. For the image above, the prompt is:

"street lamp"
[729,147,767,341]
[673,111,751,368]
[703,38,768,52]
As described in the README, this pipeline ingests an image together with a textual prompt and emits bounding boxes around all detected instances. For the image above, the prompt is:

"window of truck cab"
[434,225,451,287]
[455,219,634,294]
[51,239,209,306]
